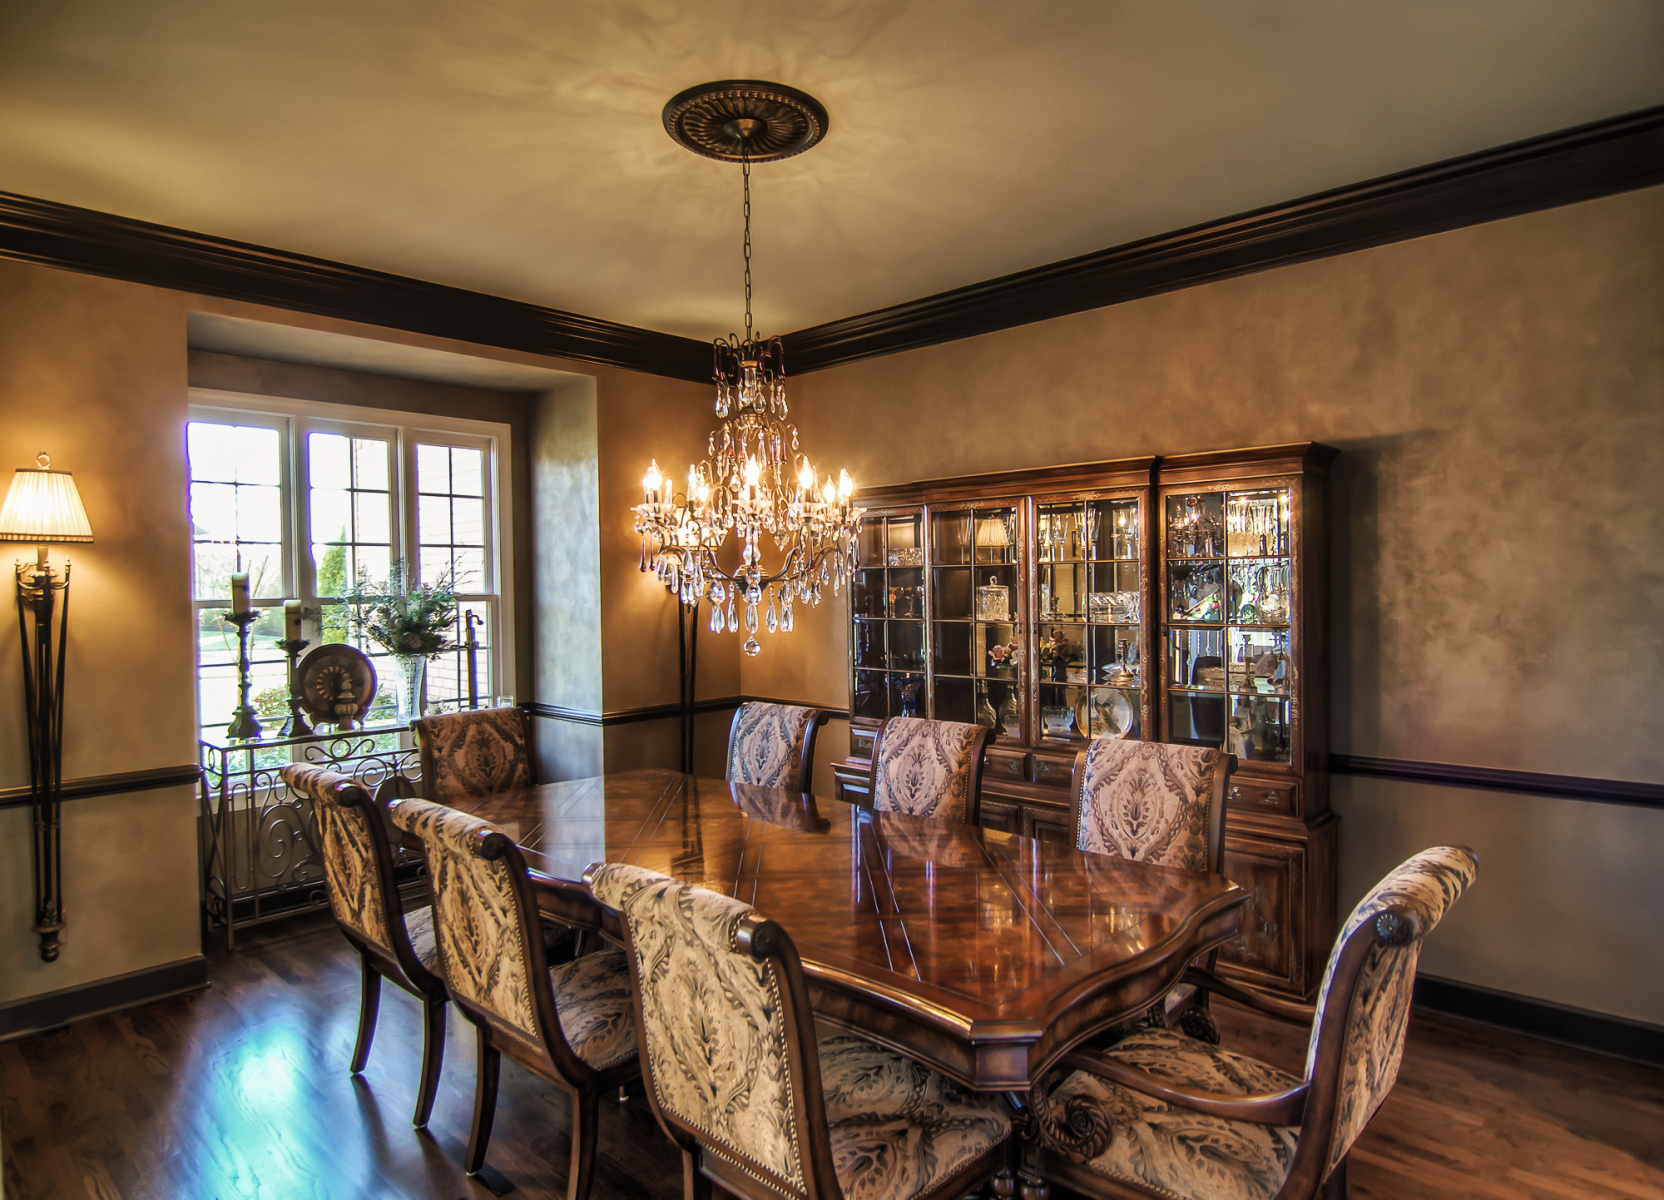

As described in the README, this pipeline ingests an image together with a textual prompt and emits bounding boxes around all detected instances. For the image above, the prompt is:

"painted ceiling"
[3,1,1660,340]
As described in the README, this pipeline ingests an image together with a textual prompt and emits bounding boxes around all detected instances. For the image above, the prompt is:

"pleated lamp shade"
[0,455,94,544]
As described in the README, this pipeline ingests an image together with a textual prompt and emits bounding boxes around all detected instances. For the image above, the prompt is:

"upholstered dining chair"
[1027,846,1479,1200]
[281,763,448,1128]
[1071,739,1230,1039]
[726,701,831,793]
[586,861,1015,1200]
[411,705,534,806]
[388,797,638,1194]
[866,716,993,824]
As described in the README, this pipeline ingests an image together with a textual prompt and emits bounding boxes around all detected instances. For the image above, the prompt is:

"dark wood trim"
[0,763,202,810]
[782,106,1664,372]
[0,956,209,1042]
[1329,753,1664,810]
[1414,974,1664,1069]
[523,696,846,728]
[0,191,712,382]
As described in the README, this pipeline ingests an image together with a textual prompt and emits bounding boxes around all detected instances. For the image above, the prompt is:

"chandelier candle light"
[637,81,862,656]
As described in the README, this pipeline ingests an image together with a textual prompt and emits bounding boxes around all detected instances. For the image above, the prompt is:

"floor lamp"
[0,453,94,962]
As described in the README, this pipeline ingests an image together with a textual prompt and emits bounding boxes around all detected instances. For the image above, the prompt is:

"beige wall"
[0,261,703,1008]
[739,185,1664,1023]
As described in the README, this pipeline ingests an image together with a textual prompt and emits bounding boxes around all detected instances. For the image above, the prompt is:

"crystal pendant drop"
[765,600,778,634]
[745,602,758,634]
[781,596,794,632]
[727,601,738,633]
[743,636,761,657]
[709,604,722,633]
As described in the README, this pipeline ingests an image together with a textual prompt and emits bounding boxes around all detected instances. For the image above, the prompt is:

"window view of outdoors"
[417,444,491,708]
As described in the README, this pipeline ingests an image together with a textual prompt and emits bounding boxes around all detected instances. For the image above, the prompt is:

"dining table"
[444,767,1250,1093]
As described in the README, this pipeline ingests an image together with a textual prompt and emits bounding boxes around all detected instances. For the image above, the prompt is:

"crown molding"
[0,192,713,382]
[781,105,1664,372]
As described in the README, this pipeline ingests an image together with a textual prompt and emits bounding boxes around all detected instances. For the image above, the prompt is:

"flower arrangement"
[340,559,460,659]
[987,639,1020,672]
[1037,628,1080,667]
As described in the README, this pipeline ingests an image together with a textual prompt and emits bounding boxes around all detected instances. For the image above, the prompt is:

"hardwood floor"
[3,912,1660,1200]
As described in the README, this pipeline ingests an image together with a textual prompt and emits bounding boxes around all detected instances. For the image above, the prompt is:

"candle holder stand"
[276,637,312,737]
[224,610,263,741]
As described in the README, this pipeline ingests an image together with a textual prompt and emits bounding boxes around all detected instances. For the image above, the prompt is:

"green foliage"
[341,557,459,660]
[252,685,291,719]
[316,542,350,643]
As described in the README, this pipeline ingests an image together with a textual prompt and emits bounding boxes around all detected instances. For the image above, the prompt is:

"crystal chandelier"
[637,81,862,656]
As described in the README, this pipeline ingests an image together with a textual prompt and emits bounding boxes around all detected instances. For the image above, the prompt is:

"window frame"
[187,387,516,736]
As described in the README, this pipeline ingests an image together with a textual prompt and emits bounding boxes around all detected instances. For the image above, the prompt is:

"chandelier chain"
[742,140,753,342]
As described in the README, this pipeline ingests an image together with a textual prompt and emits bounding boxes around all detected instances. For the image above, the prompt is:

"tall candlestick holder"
[277,637,313,737]
[224,610,263,741]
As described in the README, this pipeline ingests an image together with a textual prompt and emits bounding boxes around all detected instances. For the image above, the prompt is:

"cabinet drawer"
[1227,780,1299,818]
[983,748,1030,785]
[979,797,1024,837]
[1026,810,1075,849]
[850,729,877,758]
[1029,754,1074,790]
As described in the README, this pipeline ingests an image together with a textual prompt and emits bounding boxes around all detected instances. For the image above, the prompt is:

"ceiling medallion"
[662,80,830,164]
[635,82,858,657]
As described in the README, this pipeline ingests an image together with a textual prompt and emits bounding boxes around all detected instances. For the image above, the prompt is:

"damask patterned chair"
[388,797,638,1193]
[411,706,534,806]
[1028,846,1479,1200]
[586,862,1014,1200]
[866,716,993,824]
[726,701,831,793]
[1071,740,1230,1038]
[280,763,448,1128]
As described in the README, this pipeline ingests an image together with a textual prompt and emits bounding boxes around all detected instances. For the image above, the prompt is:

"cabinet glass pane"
[1231,695,1291,764]
[934,567,973,620]
[852,570,884,617]
[1086,563,1141,622]
[1226,489,1290,558]
[1036,502,1085,563]
[1038,622,1089,685]
[1080,685,1140,740]
[932,511,971,565]
[935,676,975,723]
[975,678,1022,739]
[1168,691,1225,748]
[1168,561,1224,623]
[1228,559,1292,626]
[1166,492,1225,559]
[973,563,1018,622]
[1089,626,1142,687]
[1038,562,1087,620]
[1169,627,1227,691]
[1228,628,1292,696]
[933,622,972,676]
[975,622,1021,678]
[887,568,924,618]
[891,672,926,719]
[1038,682,1086,744]
[1089,498,1140,561]
[854,619,885,669]
[972,508,1017,564]
[858,519,884,568]
[886,515,922,565]
[854,670,887,719]
[887,620,925,672]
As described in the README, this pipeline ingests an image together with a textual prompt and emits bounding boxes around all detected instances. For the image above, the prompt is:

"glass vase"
[392,654,427,726]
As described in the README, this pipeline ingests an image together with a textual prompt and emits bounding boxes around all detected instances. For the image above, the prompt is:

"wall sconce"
[0,452,93,962]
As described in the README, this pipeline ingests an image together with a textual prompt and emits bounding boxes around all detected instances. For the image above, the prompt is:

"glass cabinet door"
[1164,484,1294,764]
[851,511,925,721]
[1037,496,1143,747]
[933,504,1022,739]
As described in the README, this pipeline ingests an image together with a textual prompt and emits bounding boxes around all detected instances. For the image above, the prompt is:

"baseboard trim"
[1414,974,1664,1068]
[0,956,210,1042]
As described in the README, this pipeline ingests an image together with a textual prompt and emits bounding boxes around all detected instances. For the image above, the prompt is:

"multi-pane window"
[186,397,510,739]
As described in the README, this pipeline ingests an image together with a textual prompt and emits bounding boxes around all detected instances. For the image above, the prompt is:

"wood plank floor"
[3,912,1660,1200]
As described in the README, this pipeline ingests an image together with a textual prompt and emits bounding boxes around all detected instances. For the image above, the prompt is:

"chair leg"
[1320,1154,1348,1198]
[412,995,446,1128]
[350,953,382,1074]
[566,1085,602,1200]
[682,1149,711,1200]
[465,1036,501,1176]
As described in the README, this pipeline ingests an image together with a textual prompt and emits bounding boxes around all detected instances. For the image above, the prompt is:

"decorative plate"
[295,644,378,727]
[1079,688,1135,740]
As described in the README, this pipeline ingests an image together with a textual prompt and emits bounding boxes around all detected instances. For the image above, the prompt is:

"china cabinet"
[832,444,1337,999]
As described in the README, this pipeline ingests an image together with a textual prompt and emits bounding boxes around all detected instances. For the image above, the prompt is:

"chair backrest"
[587,862,840,1200]
[283,762,429,982]
[1068,740,1228,872]
[1292,846,1478,1190]
[411,706,534,806]
[867,716,992,823]
[726,702,828,793]
[389,795,595,1080]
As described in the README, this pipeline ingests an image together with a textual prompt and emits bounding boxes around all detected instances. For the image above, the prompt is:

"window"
[187,391,513,738]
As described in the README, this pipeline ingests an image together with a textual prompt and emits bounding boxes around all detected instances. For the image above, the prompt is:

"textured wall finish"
[739,186,1664,1023]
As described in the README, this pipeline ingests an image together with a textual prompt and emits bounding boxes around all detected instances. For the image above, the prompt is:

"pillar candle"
[284,599,304,641]
[230,572,251,615]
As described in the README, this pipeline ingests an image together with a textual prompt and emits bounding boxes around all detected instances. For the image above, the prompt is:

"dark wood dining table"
[445,768,1249,1093]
